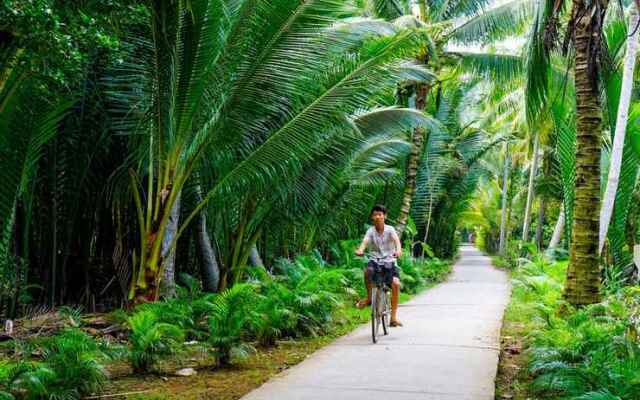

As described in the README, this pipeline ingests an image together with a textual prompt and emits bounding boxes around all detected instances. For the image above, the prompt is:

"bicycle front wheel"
[371,287,378,343]
[381,290,389,336]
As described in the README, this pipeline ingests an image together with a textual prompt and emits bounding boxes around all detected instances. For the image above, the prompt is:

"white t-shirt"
[365,224,399,262]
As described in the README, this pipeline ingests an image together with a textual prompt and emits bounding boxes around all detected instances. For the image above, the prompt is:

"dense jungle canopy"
[2,0,640,399]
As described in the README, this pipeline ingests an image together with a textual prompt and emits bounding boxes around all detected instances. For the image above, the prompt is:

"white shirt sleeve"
[365,227,374,242]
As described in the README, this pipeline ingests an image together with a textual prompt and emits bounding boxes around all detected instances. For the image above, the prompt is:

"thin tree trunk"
[548,205,565,249]
[522,132,540,242]
[564,0,606,306]
[396,83,429,238]
[499,143,510,255]
[51,141,58,306]
[248,244,264,267]
[194,186,220,293]
[598,3,639,253]
[536,197,546,249]
[160,193,181,298]
[423,195,435,245]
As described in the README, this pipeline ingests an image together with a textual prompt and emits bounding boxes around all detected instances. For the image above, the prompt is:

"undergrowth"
[0,241,450,399]
[497,249,640,400]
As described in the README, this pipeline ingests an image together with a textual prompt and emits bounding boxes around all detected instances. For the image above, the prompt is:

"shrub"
[253,279,297,347]
[39,328,109,398]
[0,360,54,400]
[134,274,215,341]
[208,284,257,365]
[127,310,185,373]
[397,255,451,294]
[0,330,110,399]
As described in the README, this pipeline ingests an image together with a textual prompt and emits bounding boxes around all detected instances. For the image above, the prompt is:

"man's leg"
[390,277,402,326]
[357,267,373,308]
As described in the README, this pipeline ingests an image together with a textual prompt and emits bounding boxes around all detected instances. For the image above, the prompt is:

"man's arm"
[355,235,369,256]
[392,229,402,257]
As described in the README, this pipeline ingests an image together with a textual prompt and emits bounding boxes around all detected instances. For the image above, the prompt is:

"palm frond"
[449,0,533,45]
[607,104,640,269]
[453,51,524,84]
[190,30,427,225]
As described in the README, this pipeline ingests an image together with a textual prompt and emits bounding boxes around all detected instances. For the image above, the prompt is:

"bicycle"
[368,258,393,344]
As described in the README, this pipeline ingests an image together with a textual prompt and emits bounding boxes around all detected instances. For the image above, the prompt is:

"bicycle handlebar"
[354,252,398,261]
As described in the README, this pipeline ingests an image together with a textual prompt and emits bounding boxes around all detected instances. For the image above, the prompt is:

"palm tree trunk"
[564,0,606,306]
[396,126,425,237]
[598,3,639,254]
[499,143,510,255]
[548,205,565,249]
[396,83,430,238]
[194,186,220,293]
[160,193,181,298]
[522,132,540,242]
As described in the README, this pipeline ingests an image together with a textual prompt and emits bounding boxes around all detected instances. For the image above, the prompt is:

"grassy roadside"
[1,247,452,400]
[493,260,534,400]
[101,276,446,400]
[491,256,536,400]
[101,307,371,400]
[493,252,640,400]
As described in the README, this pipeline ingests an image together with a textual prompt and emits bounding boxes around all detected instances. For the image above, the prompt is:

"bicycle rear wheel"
[370,287,378,343]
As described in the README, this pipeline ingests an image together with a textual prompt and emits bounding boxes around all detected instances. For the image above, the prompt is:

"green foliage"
[0,329,109,399]
[38,329,108,398]
[252,279,297,347]
[606,104,640,270]
[0,0,147,87]
[127,311,185,373]
[397,254,450,294]
[207,284,257,365]
[0,360,55,400]
[509,254,640,399]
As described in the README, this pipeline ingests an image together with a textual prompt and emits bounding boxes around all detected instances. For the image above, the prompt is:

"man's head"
[370,204,387,226]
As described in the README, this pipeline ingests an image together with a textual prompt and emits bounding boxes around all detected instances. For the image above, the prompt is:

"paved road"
[241,245,511,400]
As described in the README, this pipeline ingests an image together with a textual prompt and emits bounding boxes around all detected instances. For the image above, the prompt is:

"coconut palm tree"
[368,0,533,238]
[523,0,609,305]
[108,0,435,301]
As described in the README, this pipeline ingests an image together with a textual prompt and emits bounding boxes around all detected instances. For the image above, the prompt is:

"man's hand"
[393,250,402,258]
[355,248,364,257]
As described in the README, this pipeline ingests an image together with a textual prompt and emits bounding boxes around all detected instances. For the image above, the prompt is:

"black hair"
[370,204,387,215]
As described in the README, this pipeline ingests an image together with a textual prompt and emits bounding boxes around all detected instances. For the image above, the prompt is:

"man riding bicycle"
[355,204,403,327]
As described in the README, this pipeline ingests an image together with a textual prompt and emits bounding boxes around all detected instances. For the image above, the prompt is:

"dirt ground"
[99,309,369,400]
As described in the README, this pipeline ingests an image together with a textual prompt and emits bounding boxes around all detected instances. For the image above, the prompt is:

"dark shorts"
[365,260,399,287]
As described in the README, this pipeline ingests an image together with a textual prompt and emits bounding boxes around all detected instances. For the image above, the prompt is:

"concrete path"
[242,245,511,400]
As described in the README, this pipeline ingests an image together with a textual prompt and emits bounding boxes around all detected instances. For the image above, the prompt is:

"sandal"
[390,320,403,327]
[356,299,371,309]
